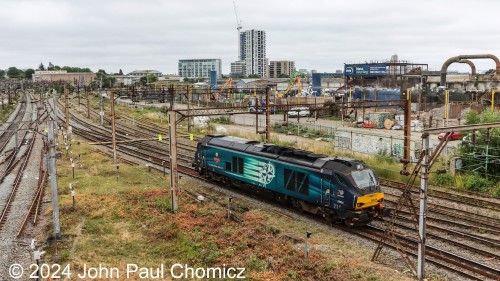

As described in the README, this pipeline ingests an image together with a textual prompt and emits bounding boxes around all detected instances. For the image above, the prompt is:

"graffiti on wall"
[334,131,415,160]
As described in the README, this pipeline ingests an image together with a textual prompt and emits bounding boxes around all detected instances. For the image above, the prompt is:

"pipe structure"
[440,54,500,86]
[458,59,476,76]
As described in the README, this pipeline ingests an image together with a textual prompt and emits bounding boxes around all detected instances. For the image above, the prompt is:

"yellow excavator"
[278,76,302,98]
[212,78,233,100]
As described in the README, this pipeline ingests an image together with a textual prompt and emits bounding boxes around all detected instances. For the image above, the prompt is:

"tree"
[278,73,290,78]
[61,66,92,73]
[47,62,61,70]
[247,74,260,78]
[140,74,158,85]
[6,67,24,78]
[0,70,5,80]
[38,63,45,70]
[119,69,124,75]
[24,69,35,79]
[459,109,500,179]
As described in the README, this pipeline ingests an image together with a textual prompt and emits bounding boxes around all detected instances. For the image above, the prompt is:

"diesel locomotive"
[193,135,388,225]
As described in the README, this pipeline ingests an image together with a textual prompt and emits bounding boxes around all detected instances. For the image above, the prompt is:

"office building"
[269,61,295,78]
[230,60,246,77]
[178,59,222,78]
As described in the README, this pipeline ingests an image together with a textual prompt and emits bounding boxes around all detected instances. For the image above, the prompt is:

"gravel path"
[0,94,46,281]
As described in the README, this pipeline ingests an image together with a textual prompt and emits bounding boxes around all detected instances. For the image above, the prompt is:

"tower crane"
[233,0,243,60]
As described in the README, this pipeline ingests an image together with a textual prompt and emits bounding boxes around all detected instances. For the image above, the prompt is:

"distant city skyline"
[0,0,499,75]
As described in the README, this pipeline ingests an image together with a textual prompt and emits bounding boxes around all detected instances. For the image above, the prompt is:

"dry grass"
[38,136,422,281]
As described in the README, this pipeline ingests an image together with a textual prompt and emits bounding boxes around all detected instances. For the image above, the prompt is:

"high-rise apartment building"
[240,29,267,78]
[269,61,295,78]
[178,59,222,78]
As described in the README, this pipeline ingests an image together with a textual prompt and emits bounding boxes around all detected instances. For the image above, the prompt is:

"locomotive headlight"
[356,164,364,170]
[356,203,365,208]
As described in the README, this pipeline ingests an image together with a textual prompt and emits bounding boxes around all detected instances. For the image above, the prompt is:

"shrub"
[210,116,233,124]
[492,183,500,198]
[433,173,453,186]
[464,174,490,192]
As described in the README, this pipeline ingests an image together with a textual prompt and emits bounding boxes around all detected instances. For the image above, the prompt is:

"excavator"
[278,76,302,98]
[212,78,233,100]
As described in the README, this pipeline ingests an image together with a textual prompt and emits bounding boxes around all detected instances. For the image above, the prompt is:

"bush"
[210,116,233,124]
[464,174,490,192]
[492,183,500,198]
[433,173,453,186]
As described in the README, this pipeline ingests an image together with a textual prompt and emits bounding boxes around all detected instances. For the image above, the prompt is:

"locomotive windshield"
[351,169,378,190]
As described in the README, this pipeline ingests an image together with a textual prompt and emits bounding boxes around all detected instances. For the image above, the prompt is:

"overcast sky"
[1,0,499,75]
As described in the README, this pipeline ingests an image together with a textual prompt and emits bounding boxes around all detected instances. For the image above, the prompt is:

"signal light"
[436,169,447,174]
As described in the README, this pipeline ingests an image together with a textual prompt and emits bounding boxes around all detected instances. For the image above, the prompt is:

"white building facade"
[178,59,222,78]
[240,29,267,78]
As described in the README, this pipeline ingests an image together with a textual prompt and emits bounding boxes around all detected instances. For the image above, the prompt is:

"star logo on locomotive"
[259,162,276,185]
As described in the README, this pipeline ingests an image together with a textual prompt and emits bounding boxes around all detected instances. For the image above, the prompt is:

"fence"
[230,115,423,161]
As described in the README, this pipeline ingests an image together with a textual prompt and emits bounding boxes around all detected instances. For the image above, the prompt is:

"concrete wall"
[335,130,419,161]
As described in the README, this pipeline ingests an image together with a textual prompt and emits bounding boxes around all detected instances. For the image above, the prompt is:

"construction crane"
[233,0,243,60]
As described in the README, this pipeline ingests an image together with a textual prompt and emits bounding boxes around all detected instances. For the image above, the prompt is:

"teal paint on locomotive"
[201,145,348,212]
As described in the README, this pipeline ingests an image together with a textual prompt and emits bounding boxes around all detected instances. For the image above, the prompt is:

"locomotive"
[193,135,388,225]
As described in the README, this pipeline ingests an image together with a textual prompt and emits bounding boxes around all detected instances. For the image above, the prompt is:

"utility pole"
[110,91,117,165]
[13,120,19,152]
[52,89,58,138]
[187,85,192,133]
[266,86,270,143]
[444,90,449,127]
[86,86,90,119]
[64,85,70,140]
[168,110,179,212]
[99,91,104,126]
[48,121,61,238]
[417,132,430,280]
[110,91,119,180]
[492,89,496,112]
[404,89,411,162]
[78,84,81,111]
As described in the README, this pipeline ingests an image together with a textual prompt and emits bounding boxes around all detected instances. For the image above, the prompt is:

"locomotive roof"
[203,135,365,172]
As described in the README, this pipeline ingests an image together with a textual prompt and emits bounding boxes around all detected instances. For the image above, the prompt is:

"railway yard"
[0,84,499,281]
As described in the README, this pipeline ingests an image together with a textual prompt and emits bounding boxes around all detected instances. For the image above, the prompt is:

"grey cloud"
[0,0,499,74]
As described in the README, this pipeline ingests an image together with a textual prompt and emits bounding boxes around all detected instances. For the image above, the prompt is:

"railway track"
[0,132,36,230]
[381,178,500,211]
[383,195,500,235]
[59,97,500,280]
[0,96,27,155]
[360,225,500,281]
[16,140,48,237]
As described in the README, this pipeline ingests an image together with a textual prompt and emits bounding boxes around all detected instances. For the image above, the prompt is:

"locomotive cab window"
[232,156,244,174]
[351,169,377,190]
[284,168,309,195]
[225,162,231,171]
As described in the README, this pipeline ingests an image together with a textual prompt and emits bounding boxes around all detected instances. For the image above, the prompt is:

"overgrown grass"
[0,103,16,122]
[41,137,414,281]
